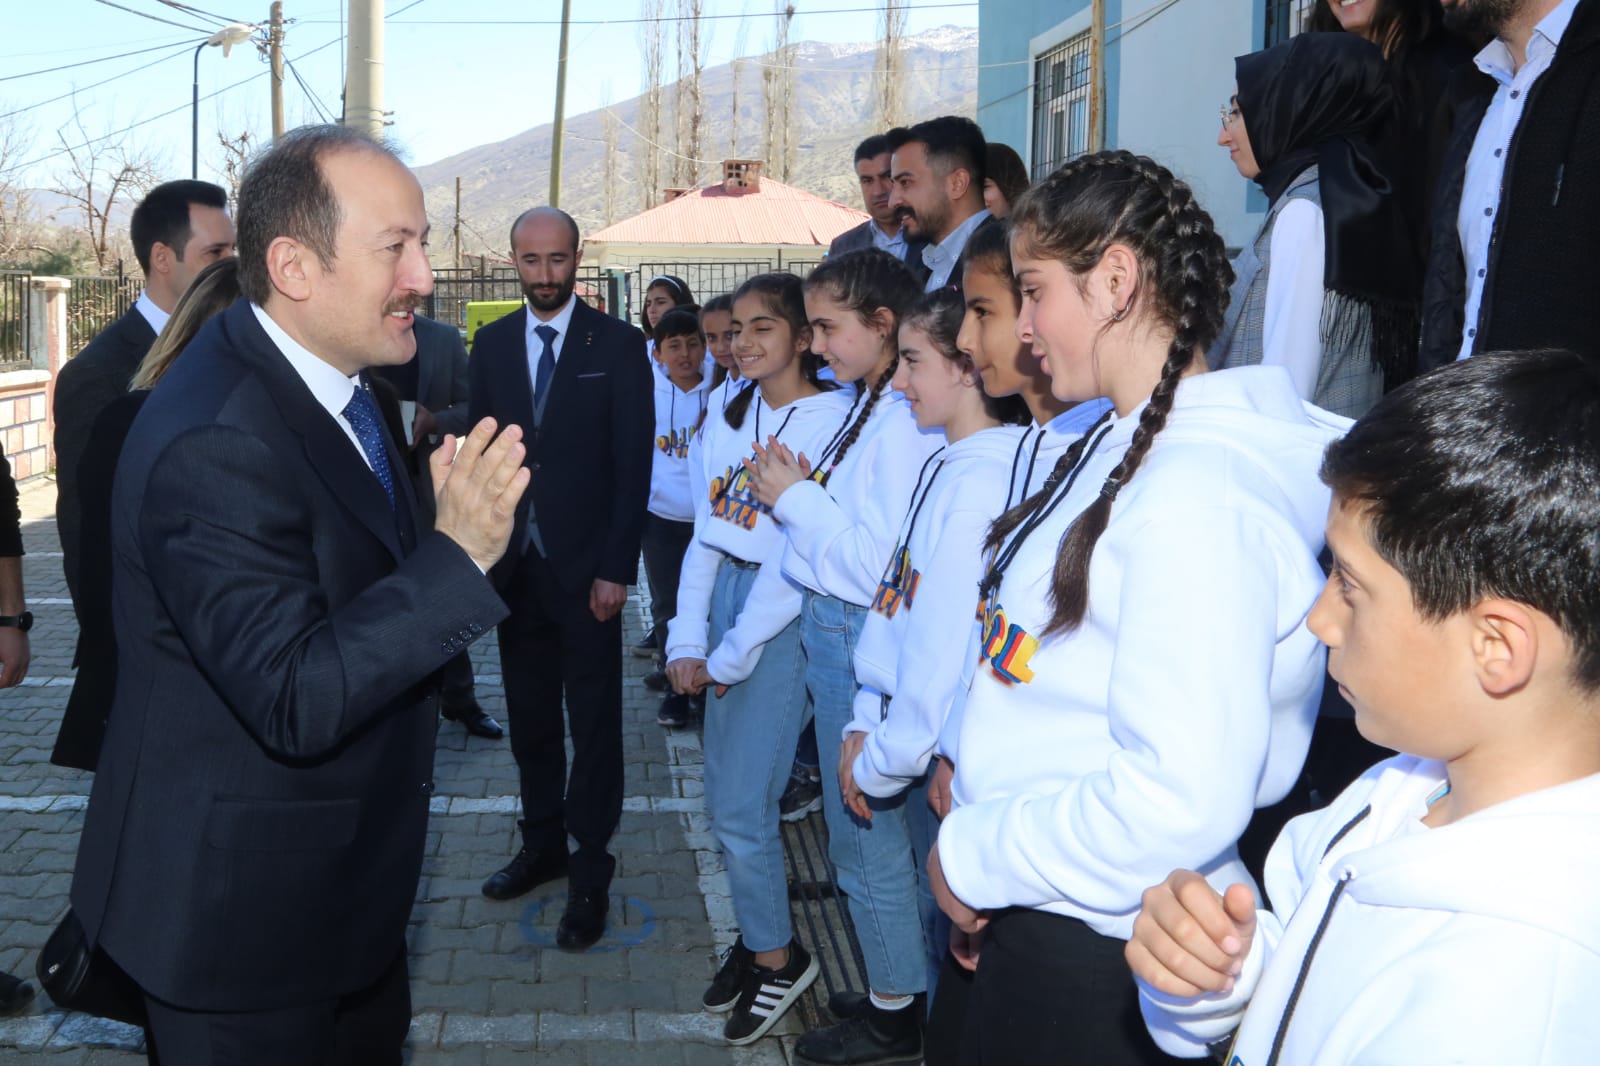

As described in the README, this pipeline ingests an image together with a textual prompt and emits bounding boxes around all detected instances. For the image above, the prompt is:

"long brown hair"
[985,151,1233,635]
[130,257,241,391]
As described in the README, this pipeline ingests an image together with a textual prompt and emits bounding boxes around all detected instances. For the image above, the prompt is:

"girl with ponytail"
[742,248,944,1062]
[661,273,852,1046]
[926,151,1347,1065]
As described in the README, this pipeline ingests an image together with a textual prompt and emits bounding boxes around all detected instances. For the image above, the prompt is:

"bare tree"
[216,129,258,213]
[774,4,796,181]
[603,104,620,226]
[0,111,38,267]
[682,0,705,185]
[638,0,666,208]
[876,0,907,130]
[52,107,159,274]
[672,0,688,187]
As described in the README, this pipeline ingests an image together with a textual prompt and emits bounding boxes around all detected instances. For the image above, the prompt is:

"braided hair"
[985,150,1235,635]
[723,273,828,430]
[802,248,923,484]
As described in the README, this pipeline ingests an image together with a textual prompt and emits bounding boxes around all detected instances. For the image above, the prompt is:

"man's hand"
[1126,871,1257,998]
[0,627,29,688]
[431,418,530,572]
[411,403,438,449]
[928,840,989,936]
[840,730,871,820]
[590,579,627,622]
[666,657,706,695]
[928,754,955,819]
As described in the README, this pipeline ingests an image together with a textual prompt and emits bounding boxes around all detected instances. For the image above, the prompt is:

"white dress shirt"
[922,208,991,291]
[870,221,909,261]
[134,291,170,337]
[525,293,577,391]
[1456,0,1579,361]
[249,302,368,468]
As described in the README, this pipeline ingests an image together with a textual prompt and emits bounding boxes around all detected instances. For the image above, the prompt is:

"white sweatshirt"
[664,386,855,677]
[938,366,1348,938]
[1006,398,1116,507]
[845,426,1023,797]
[771,387,945,606]
[648,372,711,522]
[1141,755,1600,1063]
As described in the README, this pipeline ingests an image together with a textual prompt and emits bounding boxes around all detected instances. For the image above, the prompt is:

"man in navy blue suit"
[469,207,652,949]
[69,125,530,1065]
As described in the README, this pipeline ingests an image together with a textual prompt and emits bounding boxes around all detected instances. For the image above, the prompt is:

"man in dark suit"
[887,116,997,292]
[68,125,530,1065]
[53,180,234,611]
[374,314,503,740]
[828,133,929,275]
[469,207,653,949]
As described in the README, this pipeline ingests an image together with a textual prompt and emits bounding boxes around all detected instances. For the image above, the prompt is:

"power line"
[297,2,976,26]
[0,41,204,121]
[285,57,336,124]
[0,35,206,83]
[156,0,244,25]
[88,0,215,33]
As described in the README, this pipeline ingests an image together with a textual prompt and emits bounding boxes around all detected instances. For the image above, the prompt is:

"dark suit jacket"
[944,213,1000,294]
[69,299,508,1012]
[828,220,930,281]
[53,305,155,610]
[468,298,653,593]
[50,391,146,772]
[374,315,471,519]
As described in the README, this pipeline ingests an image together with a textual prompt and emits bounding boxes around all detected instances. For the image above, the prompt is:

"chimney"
[663,188,691,202]
[722,159,763,193]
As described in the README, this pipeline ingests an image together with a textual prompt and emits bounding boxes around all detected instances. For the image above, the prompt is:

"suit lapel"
[224,303,406,562]
[540,299,596,423]
[497,307,538,433]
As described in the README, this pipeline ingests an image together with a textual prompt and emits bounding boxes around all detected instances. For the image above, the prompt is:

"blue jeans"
[801,590,929,997]
[702,559,813,955]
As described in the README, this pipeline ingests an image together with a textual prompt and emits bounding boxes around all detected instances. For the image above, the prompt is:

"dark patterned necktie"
[341,382,396,510]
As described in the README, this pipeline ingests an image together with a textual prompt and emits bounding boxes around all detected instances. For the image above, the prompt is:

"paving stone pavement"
[0,476,804,1064]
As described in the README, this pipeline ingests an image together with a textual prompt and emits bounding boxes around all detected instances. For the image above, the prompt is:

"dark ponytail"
[724,272,825,430]
[988,150,1234,636]
[803,248,923,484]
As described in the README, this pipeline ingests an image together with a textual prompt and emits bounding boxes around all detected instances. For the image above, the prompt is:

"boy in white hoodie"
[1128,349,1600,1064]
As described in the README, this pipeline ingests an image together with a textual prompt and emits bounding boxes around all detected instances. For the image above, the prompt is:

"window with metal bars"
[1264,0,1318,45]
[1031,30,1093,182]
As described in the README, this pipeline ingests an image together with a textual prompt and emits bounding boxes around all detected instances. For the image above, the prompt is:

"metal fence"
[0,272,30,372]
[632,258,825,324]
[65,274,142,357]
[425,267,622,332]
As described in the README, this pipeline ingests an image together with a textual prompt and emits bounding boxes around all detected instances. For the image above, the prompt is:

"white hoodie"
[648,371,712,522]
[664,386,855,677]
[1005,398,1116,507]
[845,425,1024,797]
[938,366,1348,938]
[771,386,945,605]
[1141,755,1600,1064]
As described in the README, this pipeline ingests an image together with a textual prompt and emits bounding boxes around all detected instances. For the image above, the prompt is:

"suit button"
[421,781,436,796]
[441,642,453,654]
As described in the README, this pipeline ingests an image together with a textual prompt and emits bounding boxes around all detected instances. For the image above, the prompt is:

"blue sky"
[3,0,978,190]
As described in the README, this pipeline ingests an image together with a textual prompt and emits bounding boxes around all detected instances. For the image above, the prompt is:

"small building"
[976,0,1315,249]
[585,161,868,308]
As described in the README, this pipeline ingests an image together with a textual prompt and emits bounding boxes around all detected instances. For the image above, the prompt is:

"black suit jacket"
[468,299,653,593]
[828,220,931,282]
[373,315,471,517]
[69,299,508,1011]
[53,305,155,609]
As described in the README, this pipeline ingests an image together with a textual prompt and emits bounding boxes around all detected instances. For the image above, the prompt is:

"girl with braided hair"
[743,248,944,1064]
[925,151,1347,1065]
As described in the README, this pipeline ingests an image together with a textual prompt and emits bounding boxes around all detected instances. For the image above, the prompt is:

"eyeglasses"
[1219,105,1241,131]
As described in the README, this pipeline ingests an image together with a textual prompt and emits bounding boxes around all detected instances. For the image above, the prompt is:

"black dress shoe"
[555,887,609,950]
[442,699,505,740]
[481,847,569,900]
[630,628,660,659]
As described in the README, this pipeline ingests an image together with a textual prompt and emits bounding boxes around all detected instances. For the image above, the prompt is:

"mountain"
[412,25,977,260]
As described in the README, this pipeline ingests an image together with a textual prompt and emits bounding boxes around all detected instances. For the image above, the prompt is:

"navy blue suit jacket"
[69,299,508,1011]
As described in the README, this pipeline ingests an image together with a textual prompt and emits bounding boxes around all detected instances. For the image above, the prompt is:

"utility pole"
[1089,0,1106,151]
[268,2,285,139]
[344,0,385,140]
[548,0,573,206]
[453,176,462,270]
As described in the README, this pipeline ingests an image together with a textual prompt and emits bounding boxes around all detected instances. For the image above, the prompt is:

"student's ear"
[867,306,896,339]
[1470,598,1539,697]
[266,236,313,302]
[1097,243,1142,322]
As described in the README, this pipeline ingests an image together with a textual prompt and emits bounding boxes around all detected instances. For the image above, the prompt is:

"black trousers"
[142,947,409,1066]
[926,909,1184,1066]
[439,648,476,705]
[639,512,695,651]
[498,548,623,890]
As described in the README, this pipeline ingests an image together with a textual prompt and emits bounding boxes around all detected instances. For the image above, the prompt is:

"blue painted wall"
[977,0,1267,248]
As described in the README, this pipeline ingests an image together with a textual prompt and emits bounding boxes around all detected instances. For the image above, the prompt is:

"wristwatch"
[0,612,32,632]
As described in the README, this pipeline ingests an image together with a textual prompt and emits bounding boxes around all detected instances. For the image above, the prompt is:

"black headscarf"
[1236,33,1418,379]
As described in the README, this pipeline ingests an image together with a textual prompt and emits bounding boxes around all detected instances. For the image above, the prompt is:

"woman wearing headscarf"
[1209,32,1415,419]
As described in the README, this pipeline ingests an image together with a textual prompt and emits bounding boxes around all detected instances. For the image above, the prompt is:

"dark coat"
[828,220,931,281]
[467,298,653,593]
[372,314,471,517]
[53,306,154,607]
[69,299,508,1011]
[1418,0,1600,372]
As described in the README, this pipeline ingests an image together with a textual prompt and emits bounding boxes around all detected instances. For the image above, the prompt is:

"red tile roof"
[588,177,868,247]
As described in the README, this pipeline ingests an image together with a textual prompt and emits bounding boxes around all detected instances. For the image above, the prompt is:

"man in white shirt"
[828,134,928,274]
[1418,0,1598,371]
[886,116,995,292]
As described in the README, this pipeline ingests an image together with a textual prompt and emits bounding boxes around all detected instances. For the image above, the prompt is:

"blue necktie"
[534,324,558,408]
[342,382,396,510]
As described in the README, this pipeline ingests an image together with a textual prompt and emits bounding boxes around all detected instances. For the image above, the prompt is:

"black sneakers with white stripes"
[702,936,753,1012]
[723,939,819,1046]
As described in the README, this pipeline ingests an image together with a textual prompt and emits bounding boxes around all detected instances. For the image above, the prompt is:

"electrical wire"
[88,0,215,33]
[0,36,206,83]
[285,57,337,124]
[0,41,203,120]
[156,0,243,25]
[297,2,976,27]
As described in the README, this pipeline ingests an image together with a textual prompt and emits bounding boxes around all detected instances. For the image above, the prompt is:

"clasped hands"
[743,436,811,508]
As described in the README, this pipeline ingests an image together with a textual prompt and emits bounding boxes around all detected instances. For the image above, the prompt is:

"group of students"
[629,140,1600,1066]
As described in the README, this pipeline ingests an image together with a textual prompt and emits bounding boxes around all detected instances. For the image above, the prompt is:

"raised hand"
[431,418,530,572]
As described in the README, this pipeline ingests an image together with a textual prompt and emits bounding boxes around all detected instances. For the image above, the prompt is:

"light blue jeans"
[801,590,929,997]
[702,558,813,955]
